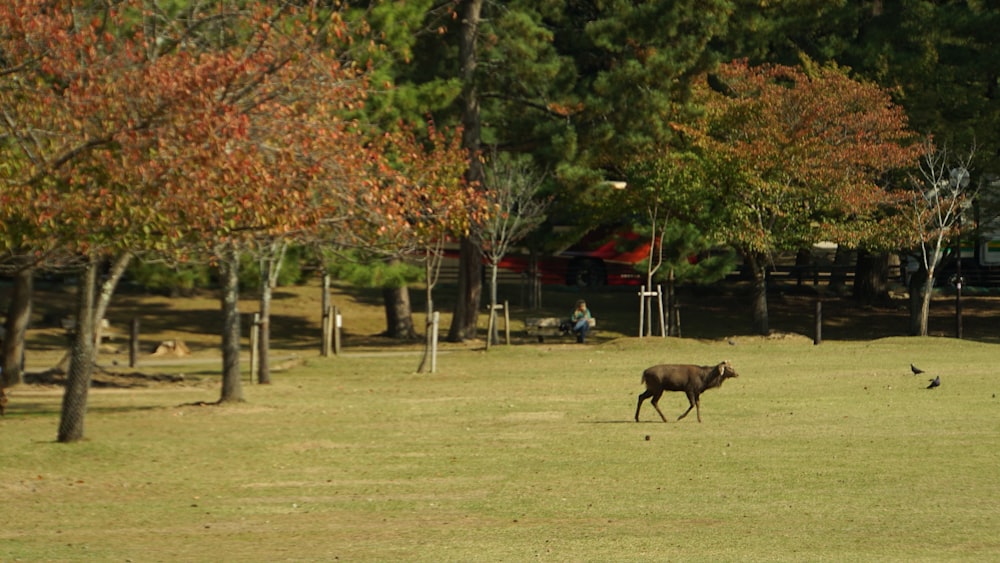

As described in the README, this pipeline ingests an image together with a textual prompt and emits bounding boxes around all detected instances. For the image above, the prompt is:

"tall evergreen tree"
[363,1,734,338]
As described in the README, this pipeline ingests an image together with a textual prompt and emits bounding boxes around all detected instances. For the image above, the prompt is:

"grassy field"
[3,299,999,562]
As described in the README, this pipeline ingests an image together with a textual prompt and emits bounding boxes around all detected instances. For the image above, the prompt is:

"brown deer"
[635,361,739,423]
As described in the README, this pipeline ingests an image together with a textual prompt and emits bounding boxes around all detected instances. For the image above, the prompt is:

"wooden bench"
[525,317,596,343]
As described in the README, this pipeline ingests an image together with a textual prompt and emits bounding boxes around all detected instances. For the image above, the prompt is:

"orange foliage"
[678,60,922,252]
[0,0,373,258]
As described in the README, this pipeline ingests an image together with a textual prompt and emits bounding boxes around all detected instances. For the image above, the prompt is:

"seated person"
[570,299,592,343]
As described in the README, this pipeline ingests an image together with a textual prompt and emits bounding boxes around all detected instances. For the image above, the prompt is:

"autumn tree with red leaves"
[0,0,372,440]
[343,122,482,372]
[674,61,922,334]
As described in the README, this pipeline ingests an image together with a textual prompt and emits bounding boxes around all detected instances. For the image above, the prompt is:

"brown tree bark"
[383,286,418,340]
[908,269,929,336]
[746,251,770,335]
[219,244,244,403]
[828,246,852,293]
[448,0,485,343]
[57,256,98,443]
[853,249,889,306]
[2,267,33,387]
[93,253,131,352]
[258,262,273,385]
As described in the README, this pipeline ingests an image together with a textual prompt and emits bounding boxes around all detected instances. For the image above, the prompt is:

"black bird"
[927,376,940,389]
[911,364,925,375]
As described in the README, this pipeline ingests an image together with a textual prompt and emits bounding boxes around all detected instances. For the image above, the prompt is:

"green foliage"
[717,1,1000,176]
[237,246,306,291]
[126,260,211,296]
[322,249,423,289]
[631,222,738,286]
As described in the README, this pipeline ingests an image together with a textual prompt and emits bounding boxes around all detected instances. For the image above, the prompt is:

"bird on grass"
[911,364,925,375]
[927,376,940,389]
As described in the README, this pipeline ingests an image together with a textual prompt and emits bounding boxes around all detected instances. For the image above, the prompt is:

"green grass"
[3,335,1000,561]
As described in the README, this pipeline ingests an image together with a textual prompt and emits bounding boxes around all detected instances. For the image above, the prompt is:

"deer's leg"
[694,394,702,423]
[677,391,696,421]
[635,390,654,421]
[649,391,668,422]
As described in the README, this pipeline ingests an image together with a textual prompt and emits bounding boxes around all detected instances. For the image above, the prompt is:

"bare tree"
[475,151,549,345]
[906,141,978,336]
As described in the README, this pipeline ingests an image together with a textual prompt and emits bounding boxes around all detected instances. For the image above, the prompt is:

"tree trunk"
[57,256,98,443]
[917,266,936,336]
[2,267,33,387]
[746,251,770,335]
[908,269,929,336]
[667,268,678,336]
[256,242,287,385]
[93,253,132,352]
[829,246,853,293]
[418,259,436,373]
[528,250,541,310]
[383,286,418,340]
[449,238,483,342]
[853,249,889,306]
[794,247,812,286]
[488,262,499,345]
[219,245,244,403]
[258,259,273,385]
[448,0,485,343]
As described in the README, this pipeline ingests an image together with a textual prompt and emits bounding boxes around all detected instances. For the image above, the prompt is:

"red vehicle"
[497,227,650,286]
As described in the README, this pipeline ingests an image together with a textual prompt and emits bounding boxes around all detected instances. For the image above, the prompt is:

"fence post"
[814,300,822,345]
[333,306,342,356]
[503,300,510,345]
[249,313,260,383]
[129,318,140,368]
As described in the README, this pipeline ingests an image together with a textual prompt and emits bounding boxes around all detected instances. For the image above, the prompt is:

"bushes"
[126,246,310,295]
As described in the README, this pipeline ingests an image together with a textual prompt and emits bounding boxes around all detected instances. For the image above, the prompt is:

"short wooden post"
[129,317,140,368]
[637,288,659,337]
[638,290,645,337]
[656,285,666,338]
[333,306,342,356]
[249,313,260,383]
[321,275,331,356]
[814,299,823,345]
[503,300,510,345]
